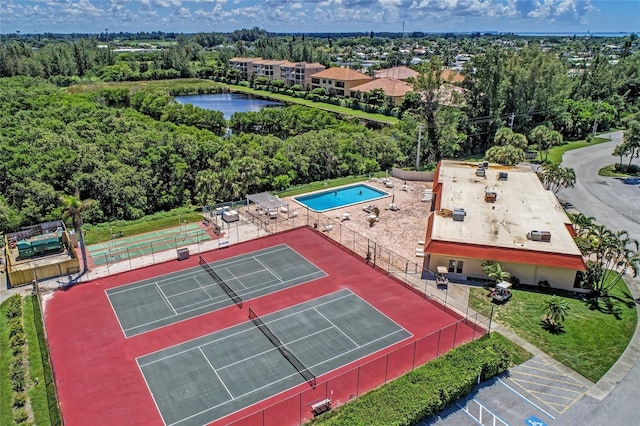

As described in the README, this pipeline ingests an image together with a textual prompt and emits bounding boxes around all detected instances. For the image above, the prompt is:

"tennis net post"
[198,256,243,309]
[248,307,316,388]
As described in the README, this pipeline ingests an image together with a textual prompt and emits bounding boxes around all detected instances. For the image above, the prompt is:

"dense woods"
[0,31,639,232]
[0,77,403,231]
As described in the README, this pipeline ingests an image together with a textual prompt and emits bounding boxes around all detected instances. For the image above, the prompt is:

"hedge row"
[4,294,32,424]
[311,336,511,426]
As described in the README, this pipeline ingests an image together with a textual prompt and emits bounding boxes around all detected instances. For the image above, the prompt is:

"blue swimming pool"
[294,184,389,212]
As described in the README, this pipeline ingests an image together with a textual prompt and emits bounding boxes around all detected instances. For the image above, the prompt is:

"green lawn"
[598,164,640,178]
[83,207,203,245]
[545,136,611,165]
[468,283,637,382]
[228,85,399,125]
[24,296,61,426]
[0,299,14,426]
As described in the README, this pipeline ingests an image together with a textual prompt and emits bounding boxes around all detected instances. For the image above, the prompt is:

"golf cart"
[491,281,512,303]
[435,266,449,288]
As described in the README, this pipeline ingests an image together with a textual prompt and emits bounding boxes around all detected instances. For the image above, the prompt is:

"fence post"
[127,248,132,270]
[151,242,155,264]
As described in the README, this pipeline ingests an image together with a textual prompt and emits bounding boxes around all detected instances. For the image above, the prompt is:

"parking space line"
[498,378,556,420]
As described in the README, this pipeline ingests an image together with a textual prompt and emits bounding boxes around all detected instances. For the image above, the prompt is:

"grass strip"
[546,135,611,165]
[24,295,60,425]
[83,207,203,245]
[227,85,398,125]
[0,298,15,426]
[311,333,530,426]
[468,282,636,382]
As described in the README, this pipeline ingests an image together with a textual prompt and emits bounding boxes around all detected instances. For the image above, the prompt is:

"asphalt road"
[558,131,640,241]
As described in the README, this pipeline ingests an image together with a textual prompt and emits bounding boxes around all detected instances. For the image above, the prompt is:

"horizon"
[1,1,638,36]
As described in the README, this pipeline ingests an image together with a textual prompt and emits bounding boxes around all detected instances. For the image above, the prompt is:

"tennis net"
[248,307,316,388]
[199,256,243,309]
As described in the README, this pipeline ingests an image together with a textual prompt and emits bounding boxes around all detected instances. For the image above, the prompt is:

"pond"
[174,93,285,119]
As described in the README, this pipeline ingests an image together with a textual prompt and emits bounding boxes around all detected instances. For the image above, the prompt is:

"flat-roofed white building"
[421,160,587,291]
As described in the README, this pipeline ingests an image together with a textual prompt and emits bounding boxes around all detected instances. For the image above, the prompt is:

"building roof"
[428,160,584,269]
[425,240,586,270]
[441,69,464,84]
[311,67,372,81]
[230,57,261,62]
[374,66,419,80]
[301,62,326,69]
[350,78,413,97]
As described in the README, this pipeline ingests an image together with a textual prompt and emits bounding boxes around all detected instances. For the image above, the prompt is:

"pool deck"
[284,177,433,261]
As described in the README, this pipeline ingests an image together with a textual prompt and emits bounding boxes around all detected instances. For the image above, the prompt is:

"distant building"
[374,66,418,81]
[251,59,289,80]
[350,78,413,106]
[229,57,262,80]
[310,68,373,97]
[421,160,587,292]
[280,62,326,89]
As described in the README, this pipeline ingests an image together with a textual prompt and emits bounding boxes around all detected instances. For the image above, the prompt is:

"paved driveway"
[558,131,640,241]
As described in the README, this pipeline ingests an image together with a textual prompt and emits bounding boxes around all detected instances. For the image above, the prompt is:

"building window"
[335,81,344,88]
[312,78,319,84]
[336,89,344,96]
[448,260,463,274]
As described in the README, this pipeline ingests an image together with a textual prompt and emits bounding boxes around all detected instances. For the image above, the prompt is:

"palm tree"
[482,262,511,283]
[542,296,570,326]
[60,194,94,273]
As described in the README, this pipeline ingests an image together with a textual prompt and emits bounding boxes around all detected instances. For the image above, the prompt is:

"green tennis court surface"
[88,223,211,266]
[106,245,327,337]
[137,289,412,426]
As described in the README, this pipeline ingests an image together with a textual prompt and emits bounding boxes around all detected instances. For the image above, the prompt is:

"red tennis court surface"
[44,226,484,426]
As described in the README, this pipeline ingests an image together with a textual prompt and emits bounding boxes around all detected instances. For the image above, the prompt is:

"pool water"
[294,184,389,212]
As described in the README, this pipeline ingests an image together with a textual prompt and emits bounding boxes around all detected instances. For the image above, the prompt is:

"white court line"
[218,325,335,372]
[192,275,215,301]
[123,271,323,335]
[254,257,282,281]
[155,283,176,315]
[104,288,129,339]
[138,291,356,366]
[136,361,169,426]
[498,377,556,420]
[159,292,411,426]
[200,348,234,399]
[313,307,359,348]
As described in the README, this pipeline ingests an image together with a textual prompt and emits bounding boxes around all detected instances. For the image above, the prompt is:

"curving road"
[558,130,640,241]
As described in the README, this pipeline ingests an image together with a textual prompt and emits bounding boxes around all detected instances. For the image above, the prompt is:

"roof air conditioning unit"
[476,167,486,177]
[527,230,551,242]
[498,172,508,181]
[453,208,466,222]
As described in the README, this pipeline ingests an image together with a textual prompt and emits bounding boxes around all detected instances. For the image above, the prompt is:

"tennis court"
[137,289,412,426]
[88,223,212,266]
[107,244,327,337]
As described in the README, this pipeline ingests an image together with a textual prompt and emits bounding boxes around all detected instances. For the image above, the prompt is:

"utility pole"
[416,125,424,171]
[508,113,515,130]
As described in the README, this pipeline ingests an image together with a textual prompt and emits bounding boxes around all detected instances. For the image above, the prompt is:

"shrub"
[8,317,23,338]
[5,295,22,319]
[11,364,26,392]
[13,408,29,424]
[13,392,26,408]
[10,332,26,352]
[311,337,510,425]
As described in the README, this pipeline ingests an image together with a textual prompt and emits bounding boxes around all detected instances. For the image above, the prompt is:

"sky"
[0,0,638,35]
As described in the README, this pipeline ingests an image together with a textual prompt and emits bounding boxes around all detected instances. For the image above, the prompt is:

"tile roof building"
[374,66,419,81]
[421,160,587,291]
[349,78,414,106]
[310,68,373,97]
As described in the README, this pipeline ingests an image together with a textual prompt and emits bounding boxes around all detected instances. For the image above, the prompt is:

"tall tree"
[60,194,94,273]
[537,164,576,193]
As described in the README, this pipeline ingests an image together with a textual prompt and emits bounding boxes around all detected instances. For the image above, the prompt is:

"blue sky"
[0,0,638,35]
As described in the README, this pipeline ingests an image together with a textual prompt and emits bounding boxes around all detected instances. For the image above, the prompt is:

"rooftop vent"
[485,189,497,202]
[453,208,466,222]
[498,172,508,181]
[527,230,551,242]
[476,167,486,177]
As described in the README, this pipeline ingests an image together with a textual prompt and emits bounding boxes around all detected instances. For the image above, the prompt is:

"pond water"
[174,93,285,119]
